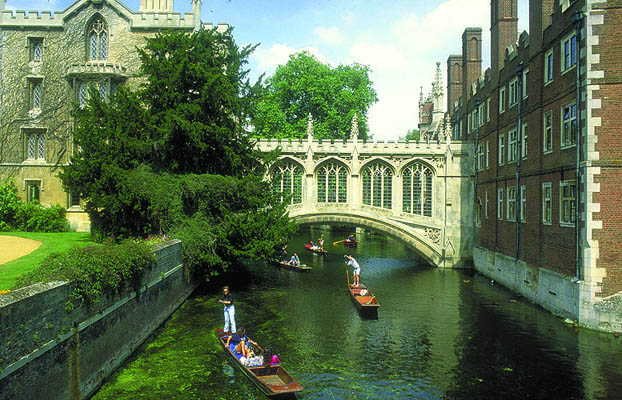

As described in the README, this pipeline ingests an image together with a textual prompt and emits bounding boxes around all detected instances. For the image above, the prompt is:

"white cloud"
[314,26,344,45]
[251,43,330,74]
[346,0,493,141]
[341,11,358,26]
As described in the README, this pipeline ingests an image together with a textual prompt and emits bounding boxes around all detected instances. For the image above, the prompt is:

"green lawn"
[0,232,94,291]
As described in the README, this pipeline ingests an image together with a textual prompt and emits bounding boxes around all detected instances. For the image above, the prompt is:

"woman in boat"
[344,255,361,287]
[318,237,325,251]
[218,286,236,334]
[226,327,258,358]
[288,253,300,267]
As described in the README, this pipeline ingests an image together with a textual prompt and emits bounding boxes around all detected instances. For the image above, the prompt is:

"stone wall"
[0,239,197,400]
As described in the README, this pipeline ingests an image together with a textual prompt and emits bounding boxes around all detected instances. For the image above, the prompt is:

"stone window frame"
[28,77,43,111]
[559,180,576,227]
[86,15,109,62]
[522,67,529,99]
[560,101,577,150]
[498,133,505,166]
[316,161,348,204]
[68,192,81,209]
[402,161,434,217]
[542,182,552,225]
[24,179,43,203]
[22,128,46,162]
[499,86,506,114]
[361,160,393,210]
[507,128,518,164]
[508,77,519,108]
[560,31,577,75]
[497,187,504,220]
[544,49,554,85]
[507,186,517,222]
[271,159,304,205]
[520,185,527,223]
[543,110,553,154]
[27,37,44,62]
[521,122,528,160]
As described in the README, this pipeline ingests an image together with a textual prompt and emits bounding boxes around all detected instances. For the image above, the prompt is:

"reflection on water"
[92,226,622,399]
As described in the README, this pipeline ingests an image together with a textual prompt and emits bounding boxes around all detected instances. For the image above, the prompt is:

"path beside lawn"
[0,232,94,291]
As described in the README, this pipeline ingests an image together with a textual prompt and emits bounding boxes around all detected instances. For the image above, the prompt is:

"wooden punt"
[346,270,379,315]
[271,259,312,272]
[215,329,303,397]
[304,243,327,255]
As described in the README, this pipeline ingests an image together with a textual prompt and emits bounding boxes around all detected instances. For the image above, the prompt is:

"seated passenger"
[225,327,257,358]
[288,253,300,267]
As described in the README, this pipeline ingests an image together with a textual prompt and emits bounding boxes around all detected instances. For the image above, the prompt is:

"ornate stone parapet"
[66,62,128,79]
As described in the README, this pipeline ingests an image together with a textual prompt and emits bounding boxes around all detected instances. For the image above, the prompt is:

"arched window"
[362,162,392,209]
[402,162,433,217]
[271,161,303,204]
[317,162,347,203]
[87,17,108,61]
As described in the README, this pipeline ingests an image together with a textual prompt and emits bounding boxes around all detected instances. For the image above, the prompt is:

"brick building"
[444,0,622,331]
[0,0,225,231]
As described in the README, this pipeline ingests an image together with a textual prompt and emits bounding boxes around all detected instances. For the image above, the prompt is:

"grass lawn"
[0,232,94,291]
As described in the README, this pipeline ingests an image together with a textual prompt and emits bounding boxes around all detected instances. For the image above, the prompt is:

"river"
[92,226,622,399]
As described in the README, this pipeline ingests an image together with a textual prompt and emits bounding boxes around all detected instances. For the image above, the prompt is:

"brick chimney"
[462,27,482,102]
[529,0,554,55]
[491,0,518,82]
[447,55,463,113]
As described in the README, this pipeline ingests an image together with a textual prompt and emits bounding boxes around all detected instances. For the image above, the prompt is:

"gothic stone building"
[444,0,622,331]
[0,0,225,231]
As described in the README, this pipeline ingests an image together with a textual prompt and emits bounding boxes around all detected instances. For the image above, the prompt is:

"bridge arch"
[292,212,444,268]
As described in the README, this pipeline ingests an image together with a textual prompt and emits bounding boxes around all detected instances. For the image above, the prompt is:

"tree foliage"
[252,52,378,140]
[60,28,296,279]
[400,129,421,142]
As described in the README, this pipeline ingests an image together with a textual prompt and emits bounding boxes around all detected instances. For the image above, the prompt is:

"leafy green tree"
[252,52,378,140]
[60,28,296,278]
[400,129,421,142]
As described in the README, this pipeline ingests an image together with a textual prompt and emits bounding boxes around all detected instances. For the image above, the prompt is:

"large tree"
[60,28,296,277]
[252,52,378,140]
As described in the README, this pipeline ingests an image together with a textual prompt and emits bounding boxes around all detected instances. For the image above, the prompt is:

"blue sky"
[10,0,529,140]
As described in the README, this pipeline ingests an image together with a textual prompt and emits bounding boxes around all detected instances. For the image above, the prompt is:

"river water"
[92,226,622,400]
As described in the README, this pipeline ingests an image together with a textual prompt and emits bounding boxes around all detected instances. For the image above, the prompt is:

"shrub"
[14,241,156,309]
[0,178,21,227]
[15,202,69,232]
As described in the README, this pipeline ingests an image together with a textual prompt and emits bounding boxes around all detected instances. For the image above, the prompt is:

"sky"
[9,0,529,141]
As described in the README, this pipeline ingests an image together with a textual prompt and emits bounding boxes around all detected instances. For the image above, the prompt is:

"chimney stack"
[462,27,482,102]
[491,0,518,82]
[446,55,463,113]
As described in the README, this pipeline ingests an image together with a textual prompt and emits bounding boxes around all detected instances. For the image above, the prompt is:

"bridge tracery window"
[87,17,108,61]
[271,161,303,204]
[402,162,433,217]
[317,162,347,203]
[362,162,392,209]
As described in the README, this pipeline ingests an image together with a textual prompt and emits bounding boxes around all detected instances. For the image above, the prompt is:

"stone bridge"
[256,117,474,268]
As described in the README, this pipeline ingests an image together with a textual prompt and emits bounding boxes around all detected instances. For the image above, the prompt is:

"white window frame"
[467,113,472,133]
[507,186,517,221]
[543,110,553,154]
[508,78,519,107]
[477,143,484,171]
[521,122,528,160]
[544,49,554,85]
[485,190,489,219]
[485,141,489,169]
[559,180,576,227]
[522,68,529,99]
[520,185,526,223]
[478,103,485,127]
[499,87,506,114]
[508,128,518,163]
[542,183,552,225]
[497,187,504,220]
[498,133,505,166]
[561,101,577,149]
[561,32,577,75]
[486,97,491,122]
